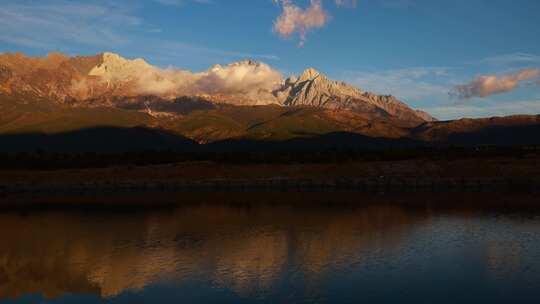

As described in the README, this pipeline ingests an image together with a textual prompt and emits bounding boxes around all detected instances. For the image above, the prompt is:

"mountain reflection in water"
[1,193,540,303]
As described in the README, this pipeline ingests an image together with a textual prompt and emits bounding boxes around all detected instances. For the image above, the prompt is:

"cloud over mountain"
[451,68,539,99]
[80,53,284,102]
[196,61,283,95]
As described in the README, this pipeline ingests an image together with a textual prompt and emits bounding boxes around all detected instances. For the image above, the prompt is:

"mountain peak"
[299,68,321,81]
[101,52,123,60]
[236,59,259,66]
[89,52,153,83]
[274,66,434,122]
[209,60,264,73]
[46,52,68,60]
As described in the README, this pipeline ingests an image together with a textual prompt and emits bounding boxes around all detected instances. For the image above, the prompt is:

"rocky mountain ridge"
[274,68,434,122]
[0,52,434,122]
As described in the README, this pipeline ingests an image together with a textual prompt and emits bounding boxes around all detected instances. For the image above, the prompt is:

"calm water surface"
[1,193,540,303]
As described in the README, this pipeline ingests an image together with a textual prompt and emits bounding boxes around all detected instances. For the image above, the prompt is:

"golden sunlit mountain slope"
[0,52,433,120]
[0,51,539,150]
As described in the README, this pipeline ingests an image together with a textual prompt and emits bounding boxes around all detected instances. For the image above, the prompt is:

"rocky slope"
[0,52,103,100]
[274,68,434,123]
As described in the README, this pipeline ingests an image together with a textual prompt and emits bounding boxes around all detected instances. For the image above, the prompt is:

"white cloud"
[426,99,540,120]
[196,61,284,95]
[478,53,540,66]
[273,0,330,47]
[0,1,139,49]
[139,40,280,64]
[136,61,283,98]
[450,68,540,99]
[346,67,451,101]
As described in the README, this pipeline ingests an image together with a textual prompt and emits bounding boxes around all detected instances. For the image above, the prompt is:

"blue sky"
[1,0,540,119]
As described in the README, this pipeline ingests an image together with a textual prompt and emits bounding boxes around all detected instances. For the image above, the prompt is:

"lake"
[1,192,540,303]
